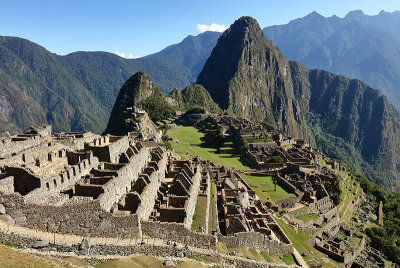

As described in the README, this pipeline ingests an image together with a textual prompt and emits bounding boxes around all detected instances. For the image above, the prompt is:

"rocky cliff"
[104,71,174,135]
[197,17,308,138]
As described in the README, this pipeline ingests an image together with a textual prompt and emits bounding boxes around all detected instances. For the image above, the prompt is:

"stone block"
[0,214,15,226]
[0,204,5,215]
[79,237,91,255]
[32,239,50,249]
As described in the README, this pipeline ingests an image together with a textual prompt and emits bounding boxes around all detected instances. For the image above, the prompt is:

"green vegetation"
[239,173,295,202]
[227,246,265,262]
[359,174,400,264]
[139,92,175,122]
[0,32,223,134]
[0,245,77,268]
[191,196,208,232]
[281,254,296,265]
[105,71,175,135]
[209,183,218,234]
[1,242,17,248]
[265,155,283,164]
[170,84,221,113]
[295,213,318,222]
[167,126,250,170]
[319,175,341,206]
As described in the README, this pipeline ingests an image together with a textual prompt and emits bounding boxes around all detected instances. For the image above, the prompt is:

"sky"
[1,0,399,58]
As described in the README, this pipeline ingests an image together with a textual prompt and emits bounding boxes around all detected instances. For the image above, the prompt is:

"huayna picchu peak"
[197,16,308,139]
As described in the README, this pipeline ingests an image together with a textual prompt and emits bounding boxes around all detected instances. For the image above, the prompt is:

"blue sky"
[0,0,399,58]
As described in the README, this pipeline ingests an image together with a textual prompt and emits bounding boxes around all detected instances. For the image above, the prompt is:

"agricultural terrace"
[239,173,295,202]
[167,126,250,170]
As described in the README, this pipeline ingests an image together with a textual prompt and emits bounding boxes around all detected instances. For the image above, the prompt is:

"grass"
[97,255,207,268]
[191,196,208,232]
[281,254,296,265]
[167,126,250,170]
[272,217,340,268]
[295,213,319,222]
[0,245,75,268]
[1,242,17,248]
[227,246,265,262]
[209,183,218,234]
[239,173,295,202]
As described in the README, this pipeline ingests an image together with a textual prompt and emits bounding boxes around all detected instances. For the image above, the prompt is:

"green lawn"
[295,213,319,222]
[208,183,218,234]
[239,173,295,202]
[167,126,250,170]
[192,196,208,232]
[273,217,340,268]
[281,254,296,265]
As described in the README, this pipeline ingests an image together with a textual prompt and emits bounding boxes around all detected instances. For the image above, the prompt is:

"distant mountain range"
[0,32,220,133]
[264,10,400,110]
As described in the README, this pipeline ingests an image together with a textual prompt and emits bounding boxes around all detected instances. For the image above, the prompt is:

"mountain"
[104,71,175,135]
[263,10,400,110]
[168,84,221,114]
[197,16,400,187]
[197,17,308,138]
[0,32,220,134]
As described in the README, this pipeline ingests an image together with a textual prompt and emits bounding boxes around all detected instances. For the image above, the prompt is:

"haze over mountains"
[0,32,220,133]
[264,10,400,110]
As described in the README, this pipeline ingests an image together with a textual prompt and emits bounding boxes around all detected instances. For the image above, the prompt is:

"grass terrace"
[239,173,295,202]
[191,195,208,232]
[273,216,341,268]
[295,213,319,223]
[167,126,250,170]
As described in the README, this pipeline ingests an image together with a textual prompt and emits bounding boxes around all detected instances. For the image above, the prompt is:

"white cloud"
[114,50,126,58]
[196,23,227,33]
[128,53,140,59]
[115,51,140,59]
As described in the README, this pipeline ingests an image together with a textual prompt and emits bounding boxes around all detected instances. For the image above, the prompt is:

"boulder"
[79,237,91,255]
[33,239,50,249]
[0,204,5,215]
[163,259,176,266]
[0,214,15,226]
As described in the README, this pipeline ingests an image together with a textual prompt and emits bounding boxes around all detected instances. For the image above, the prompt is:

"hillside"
[197,16,400,187]
[264,10,400,111]
[0,32,220,134]
[104,71,175,135]
[197,17,308,139]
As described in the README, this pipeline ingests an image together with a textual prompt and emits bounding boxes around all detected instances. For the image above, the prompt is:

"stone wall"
[0,193,140,238]
[98,146,150,212]
[183,166,202,229]
[218,232,293,257]
[136,151,168,221]
[141,221,216,249]
[204,173,211,234]
[0,176,14,194]
[0,225,293,268]
[23,155,99,205]
[0,135,45,159]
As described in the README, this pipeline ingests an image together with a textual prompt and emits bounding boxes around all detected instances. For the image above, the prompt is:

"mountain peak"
[227,16,263,36]
[104,71,160,135]
[345,10,366,20]
[197,16,307,138]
